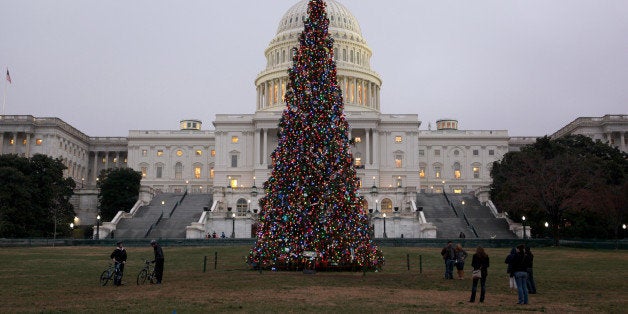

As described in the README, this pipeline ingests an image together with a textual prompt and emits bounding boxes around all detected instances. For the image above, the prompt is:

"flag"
[5,69,10,84]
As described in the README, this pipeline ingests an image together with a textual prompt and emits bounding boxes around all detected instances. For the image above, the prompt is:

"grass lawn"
[0,245,626,313]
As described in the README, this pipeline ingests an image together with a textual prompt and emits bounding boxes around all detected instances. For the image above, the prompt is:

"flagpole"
[2,66,6,116]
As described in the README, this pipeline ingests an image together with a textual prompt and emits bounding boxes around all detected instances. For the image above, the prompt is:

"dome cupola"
[255,0,382,113]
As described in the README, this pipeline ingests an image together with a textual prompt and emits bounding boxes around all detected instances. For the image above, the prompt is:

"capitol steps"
[113,193,184,239]
[147,194,213,239]
[416,193,516,239]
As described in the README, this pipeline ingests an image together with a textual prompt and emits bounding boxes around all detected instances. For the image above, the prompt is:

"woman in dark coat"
[469,246,490,303]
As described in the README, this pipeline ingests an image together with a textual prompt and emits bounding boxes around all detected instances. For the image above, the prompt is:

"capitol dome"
[255,0,382,113]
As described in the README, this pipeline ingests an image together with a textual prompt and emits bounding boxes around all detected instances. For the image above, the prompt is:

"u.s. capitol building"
[1,0,626,239]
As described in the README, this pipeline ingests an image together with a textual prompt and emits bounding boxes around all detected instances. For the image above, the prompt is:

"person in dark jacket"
[150,239,165,284]
[469,246,490,303]
[525,246,537,294]
[110,241,127,286]
[512,244,532,304]
[441,241,456,279]
[505,247,517,290]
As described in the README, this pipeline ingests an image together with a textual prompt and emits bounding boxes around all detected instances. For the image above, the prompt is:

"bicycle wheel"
[137,269,148,285]
[100,270,110,286]
[150,271,157,284]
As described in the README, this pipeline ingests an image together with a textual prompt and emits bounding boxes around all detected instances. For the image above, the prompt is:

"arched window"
[381,198,393,213]
[175,162,183,180]
[454,162,461,179]
[236,198,249,216]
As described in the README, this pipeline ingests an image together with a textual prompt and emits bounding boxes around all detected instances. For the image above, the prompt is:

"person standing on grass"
[512,244,532,305]
[505,247,517,290]
[454,243,468,279]
[110,241,127,286]
[525,246,537,294]
[441,241,456,279]
[150,239,165,284]
[469,246,490,303]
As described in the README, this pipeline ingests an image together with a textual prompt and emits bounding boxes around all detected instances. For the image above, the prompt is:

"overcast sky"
[1,0,626,137]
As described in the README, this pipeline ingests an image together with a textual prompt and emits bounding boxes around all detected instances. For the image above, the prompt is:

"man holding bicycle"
[110,241,127,286]
[150,239,164,284]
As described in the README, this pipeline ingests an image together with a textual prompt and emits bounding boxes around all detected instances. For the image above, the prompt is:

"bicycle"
[99,263,121,286]
[137,259,157,285]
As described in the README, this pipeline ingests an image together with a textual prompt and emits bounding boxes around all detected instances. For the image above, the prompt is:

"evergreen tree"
[249,0,382,270]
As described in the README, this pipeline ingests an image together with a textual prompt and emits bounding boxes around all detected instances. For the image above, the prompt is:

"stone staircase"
[416,193,515,239]
[114,194,182,239]
[147,194,213,239]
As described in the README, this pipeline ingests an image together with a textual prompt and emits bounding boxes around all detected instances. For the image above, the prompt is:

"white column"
[365,129,370,165]
[254,129,261,166]
[373,130,379,165]
[12,133,17,154]
[25,133,31,157]
[263,129,268,166]
[92,152,98,184]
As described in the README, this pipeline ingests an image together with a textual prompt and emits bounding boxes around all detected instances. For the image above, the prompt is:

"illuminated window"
[113,158,118,163]
[157,150,164,156]
[434,149,440,156]
[419,167,425,178]
[473,167,480,179]
[355,157,362,166]
[9,139,14,145]
[354,137,361,143]
[102,157,106,164]
[230,178,238,188]
[176,150,183,157]
[195,150,202,156]
[194,167,201,179]
[454,162,461,179]
[210,167,215,179]
[22,139,27,145]
[124,158,127,163]
[141,167,147,177]
[396,177,402,187]
[211,149,216,157]
[395,136,402,143]
[231,136,239,143]
[395,154,403,168]
[36,139,43,145]
[142,149,147,157]
[156,166,163,179]
[434,166,441,178]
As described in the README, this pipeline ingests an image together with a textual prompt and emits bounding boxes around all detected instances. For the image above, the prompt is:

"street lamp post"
[231,213,236,238]
[96,214,101,240]
[81,178,84,188]
[382,213,388,238]
[522,215,527,242]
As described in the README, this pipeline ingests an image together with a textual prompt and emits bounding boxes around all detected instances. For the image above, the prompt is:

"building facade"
[1,0,626,237]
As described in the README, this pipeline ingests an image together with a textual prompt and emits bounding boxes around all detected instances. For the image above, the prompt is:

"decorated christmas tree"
[248,0,383,271]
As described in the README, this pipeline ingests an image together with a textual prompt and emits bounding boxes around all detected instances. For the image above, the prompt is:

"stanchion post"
[203,256,207,272]
[407,254,410,270]
[419,255,423,274]
[214,251,218,270]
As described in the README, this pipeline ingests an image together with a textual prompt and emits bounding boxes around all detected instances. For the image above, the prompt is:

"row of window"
[141,149,216,157]
[419,163,489,180]
[139,162,216,180]
[419,148,496,157]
